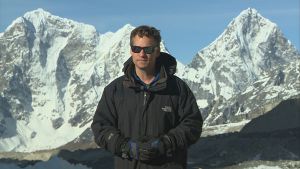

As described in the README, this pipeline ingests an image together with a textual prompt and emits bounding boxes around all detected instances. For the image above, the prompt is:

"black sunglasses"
[131,45,157,54]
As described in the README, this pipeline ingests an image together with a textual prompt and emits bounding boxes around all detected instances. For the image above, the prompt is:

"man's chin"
[136,63,148,68]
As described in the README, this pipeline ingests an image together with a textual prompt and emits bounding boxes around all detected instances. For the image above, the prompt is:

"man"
[91,25,203,169]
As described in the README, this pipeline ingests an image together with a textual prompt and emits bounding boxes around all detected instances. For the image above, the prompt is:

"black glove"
[117,138,151,160]
[116,135,174,162]
[160,134,174,157]
[138,135,173,162]
[117,138,141,160]
[128,139,140,160]
[139,138,163,162]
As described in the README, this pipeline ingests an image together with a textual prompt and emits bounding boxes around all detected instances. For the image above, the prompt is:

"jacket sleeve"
[91,86,124,154]
[167,81,203,150]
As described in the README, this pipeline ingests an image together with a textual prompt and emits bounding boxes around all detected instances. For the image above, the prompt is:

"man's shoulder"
[169,75,188,86]
[168,75,192,94]
[105,76,125,89]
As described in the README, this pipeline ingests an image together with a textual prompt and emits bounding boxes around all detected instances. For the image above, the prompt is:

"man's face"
[130,35,160,73]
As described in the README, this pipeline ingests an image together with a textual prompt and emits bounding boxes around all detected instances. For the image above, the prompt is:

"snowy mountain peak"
[0,8,126,152]
[184,8,300,125]
[23,8,52,19]
[120,24,135,32]
[239,8,260,18]
[230,7,276,34]
[4,8,97,38]
[3,8,51,32]
[190,7,298,73]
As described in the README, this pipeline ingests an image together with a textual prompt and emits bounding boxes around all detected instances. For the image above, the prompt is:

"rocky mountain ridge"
[179,8,300,126]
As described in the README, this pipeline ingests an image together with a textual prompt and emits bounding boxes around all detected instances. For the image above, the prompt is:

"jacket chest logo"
[161,106,172,112]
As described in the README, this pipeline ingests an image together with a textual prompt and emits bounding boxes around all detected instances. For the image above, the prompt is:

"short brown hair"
[130,25,161,46]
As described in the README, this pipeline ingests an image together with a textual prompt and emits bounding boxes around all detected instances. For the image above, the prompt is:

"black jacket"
[91,52,203,169]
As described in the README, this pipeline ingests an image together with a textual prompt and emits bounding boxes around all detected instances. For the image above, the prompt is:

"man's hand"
[117,135,173,162]
[119,138,154,161]
[138,135,174,163]
[139,138,163,161]
[118,139,140,160]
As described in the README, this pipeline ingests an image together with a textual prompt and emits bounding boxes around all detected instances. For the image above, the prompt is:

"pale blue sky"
[0,0,299,64]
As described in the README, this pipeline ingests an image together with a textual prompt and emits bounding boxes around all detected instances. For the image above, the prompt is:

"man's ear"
[156,46,161,54]
[130,49,133,56]
[155,47,161,59]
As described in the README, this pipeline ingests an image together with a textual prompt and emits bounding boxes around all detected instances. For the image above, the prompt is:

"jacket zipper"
[141,91,149,136]
[143,92,147,106]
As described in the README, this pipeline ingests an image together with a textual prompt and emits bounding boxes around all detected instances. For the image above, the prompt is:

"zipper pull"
[143,92,147,106]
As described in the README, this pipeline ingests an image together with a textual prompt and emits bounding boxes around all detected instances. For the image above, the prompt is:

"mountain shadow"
[188,127,299,169]
[57,148,113,169]
[188,98,300,169]
[241,98,300,133]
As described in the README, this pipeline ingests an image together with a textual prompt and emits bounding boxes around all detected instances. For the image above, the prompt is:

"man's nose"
[139,48,147,55]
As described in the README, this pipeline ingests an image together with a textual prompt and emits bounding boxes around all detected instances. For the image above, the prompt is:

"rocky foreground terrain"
[0,98,299,169]
[0,128,299,169]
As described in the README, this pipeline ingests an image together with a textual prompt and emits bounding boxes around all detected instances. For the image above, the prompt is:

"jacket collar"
[122,52,177,92]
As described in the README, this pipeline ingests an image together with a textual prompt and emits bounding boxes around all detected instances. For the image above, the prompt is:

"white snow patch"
[197,99,209,108]
[202,120,250,136]
[246,165,282,169]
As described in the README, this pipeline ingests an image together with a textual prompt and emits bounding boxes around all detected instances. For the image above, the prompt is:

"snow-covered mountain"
[178,8,300,126]
[0,8,299,153]
[0,8,168,152]
[0,8,111,152]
